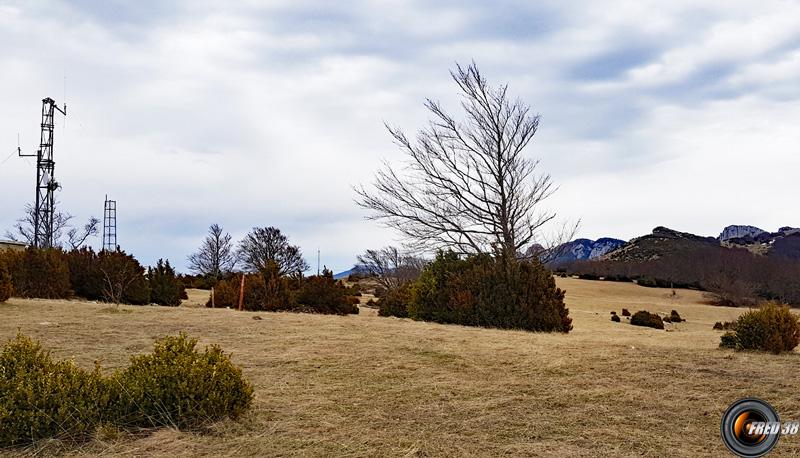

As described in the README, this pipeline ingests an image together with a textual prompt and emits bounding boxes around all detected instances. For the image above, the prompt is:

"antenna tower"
[18,98,67,248]
[102,195,117,251]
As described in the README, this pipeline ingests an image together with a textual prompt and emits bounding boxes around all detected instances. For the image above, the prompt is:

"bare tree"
[356,62,569,256]
[5,202,98,249]
[237,227,309,276]
[67,217,99,250]
[187,223,237,280]
[357,246,426,290]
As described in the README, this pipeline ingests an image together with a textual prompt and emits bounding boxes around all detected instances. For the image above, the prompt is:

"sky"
[1,0,799,274]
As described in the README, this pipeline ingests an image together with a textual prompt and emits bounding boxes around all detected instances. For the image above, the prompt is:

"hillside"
[2,280,798,457]
[600,226,718,262]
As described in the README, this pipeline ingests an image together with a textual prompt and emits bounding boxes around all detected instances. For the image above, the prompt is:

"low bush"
[611,314,621,322]
[630,310,664,330]
[294,269,358,315]
[719,302,800,354]
[0,260,12,302]
[0,248,71,299]
[670,310,684,323]
[720,332,738,348]
[262,262,295,311]
[621,308,631,317]
[408,251,572,333]
[0,333,254,447]
[662,316,672,323]
[0,334,109,446]
[207,271,291,311]
[378,285,411,318]
[111,333,254,429]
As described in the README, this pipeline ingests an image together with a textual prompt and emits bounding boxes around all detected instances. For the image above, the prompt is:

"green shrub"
[261,262,295,311]
[0,248,71,299]
[630,310,664,330]
[0,260,12,302]
[408,251,572,333]
[378,284,411,318]
[719,302,800,354]
[111,333,253,429]
[96,250,150,305]
[205,273,267,310]
[0,334,109,446]
[719,332,738,348]
[206,265,295,312]
[0,333,254,447]
[64,248,104,300]
[295,269,358,315]
[148,259,184,307]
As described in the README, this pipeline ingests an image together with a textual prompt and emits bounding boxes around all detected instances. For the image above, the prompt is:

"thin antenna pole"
[317,248,320,275]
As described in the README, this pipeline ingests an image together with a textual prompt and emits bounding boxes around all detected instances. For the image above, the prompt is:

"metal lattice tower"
[102,195,117,252]
[18,98,67,248]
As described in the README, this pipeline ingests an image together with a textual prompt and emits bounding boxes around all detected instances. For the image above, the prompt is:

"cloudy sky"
[1,0,799,273]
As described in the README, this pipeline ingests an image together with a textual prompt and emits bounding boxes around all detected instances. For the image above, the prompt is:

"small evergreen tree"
[64,247,104,300]
[148,259,184,307]
[294,268,358,315]
[261,261,293,311]
[98,250,150,305]
[0,248,71,299]
[407,251,572,332]
[0,260,12,302]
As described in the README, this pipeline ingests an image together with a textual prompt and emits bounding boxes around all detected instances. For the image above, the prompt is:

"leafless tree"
[237,226,309,276]
[187,223,237,280]
[66,217,99,250]
[357,246,426,290]
[356,62,574,256]
[5,202,98,249]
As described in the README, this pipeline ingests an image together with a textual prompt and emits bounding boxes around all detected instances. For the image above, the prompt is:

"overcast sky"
[1,0,799,273]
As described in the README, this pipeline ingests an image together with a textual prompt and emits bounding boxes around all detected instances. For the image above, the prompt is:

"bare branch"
[356,62,571,256]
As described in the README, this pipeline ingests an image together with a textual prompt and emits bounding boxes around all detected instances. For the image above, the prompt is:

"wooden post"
[211,287,215,308]
[238,274,245,311]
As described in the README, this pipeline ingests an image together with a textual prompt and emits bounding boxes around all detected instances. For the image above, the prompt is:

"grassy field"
[1,278,798,457]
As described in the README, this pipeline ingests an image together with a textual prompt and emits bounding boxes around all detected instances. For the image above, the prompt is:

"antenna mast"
[19,98,67,248]
[102,195,117,251]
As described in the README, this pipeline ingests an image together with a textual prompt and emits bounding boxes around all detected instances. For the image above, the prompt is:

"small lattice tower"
[102,195,117,251]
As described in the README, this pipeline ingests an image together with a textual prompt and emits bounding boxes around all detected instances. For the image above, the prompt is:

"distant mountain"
[564,225,800,306]
[593,225,800,263]
[333,265,373,280]
[541,237,625,267]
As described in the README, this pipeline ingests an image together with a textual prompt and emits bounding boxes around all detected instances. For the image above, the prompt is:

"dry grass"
[1,278,798,457]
